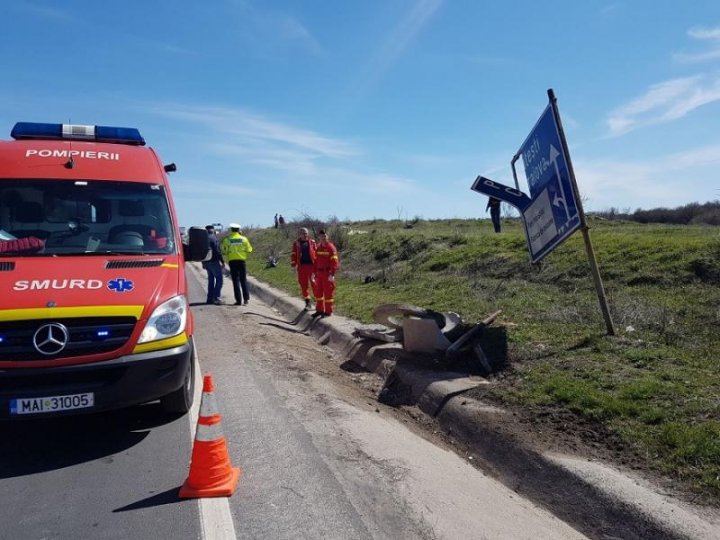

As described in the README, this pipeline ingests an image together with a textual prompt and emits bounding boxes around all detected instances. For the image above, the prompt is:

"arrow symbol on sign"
[549,144,570,221]
[553,193,567,212]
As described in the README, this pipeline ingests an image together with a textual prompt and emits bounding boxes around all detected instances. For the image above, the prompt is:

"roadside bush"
[631,201,720,225]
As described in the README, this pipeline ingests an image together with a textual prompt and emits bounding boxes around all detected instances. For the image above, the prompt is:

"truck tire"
[161,338,196,414]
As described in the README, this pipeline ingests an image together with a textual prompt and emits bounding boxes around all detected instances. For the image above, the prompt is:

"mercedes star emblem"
[33,323,70,355]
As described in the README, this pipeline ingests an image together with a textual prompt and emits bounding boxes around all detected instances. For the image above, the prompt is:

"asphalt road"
[0,266,588,540]
[0,401,199,539]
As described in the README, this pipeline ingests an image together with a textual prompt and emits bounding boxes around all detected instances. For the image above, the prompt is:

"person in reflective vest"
[312,229,340,317]
[221,223,253,305]
[291,227,317,310]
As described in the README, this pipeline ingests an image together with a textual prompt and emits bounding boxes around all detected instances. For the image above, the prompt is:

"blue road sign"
[470,176,532,212]
[517,104,581,262]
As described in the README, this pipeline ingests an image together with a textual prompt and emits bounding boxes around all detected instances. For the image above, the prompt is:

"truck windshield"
[0,179,176,256]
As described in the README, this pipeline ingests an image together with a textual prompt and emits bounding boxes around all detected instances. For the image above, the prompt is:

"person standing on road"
[291,227,317,310]
[312,229,340,317]
[202,225,224,305]
[486,197,501,233]
[221,223,253,305]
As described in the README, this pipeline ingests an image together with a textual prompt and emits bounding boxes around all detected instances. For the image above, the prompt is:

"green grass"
[244,217,720,498]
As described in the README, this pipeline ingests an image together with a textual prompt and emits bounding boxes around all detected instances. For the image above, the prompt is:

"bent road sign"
[517,104,582,262]
[470,175,532,212]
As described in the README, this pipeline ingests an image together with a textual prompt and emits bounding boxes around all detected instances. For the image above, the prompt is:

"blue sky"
[2,1,719,229]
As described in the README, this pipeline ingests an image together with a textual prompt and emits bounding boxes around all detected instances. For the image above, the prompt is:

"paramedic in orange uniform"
[312,229,340,317]
[291,227,317,310]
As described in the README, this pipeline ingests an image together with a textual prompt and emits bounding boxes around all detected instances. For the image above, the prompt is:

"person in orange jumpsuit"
[312,229,340,317]
[290,227,317,310]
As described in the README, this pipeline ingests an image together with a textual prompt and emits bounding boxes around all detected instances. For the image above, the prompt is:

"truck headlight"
[138,295,188,343]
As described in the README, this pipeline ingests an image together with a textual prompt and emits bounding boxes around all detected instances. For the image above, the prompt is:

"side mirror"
[182,226,210,262]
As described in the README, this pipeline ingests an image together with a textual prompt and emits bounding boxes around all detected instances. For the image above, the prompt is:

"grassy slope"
[246,218,720,498]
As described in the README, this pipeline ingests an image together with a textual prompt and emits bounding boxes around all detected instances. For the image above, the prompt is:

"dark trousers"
[204,261,223,302]
[228,259,249,303]
[490,205,501,233]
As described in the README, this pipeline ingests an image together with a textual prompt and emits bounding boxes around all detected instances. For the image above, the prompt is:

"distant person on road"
[291,227,317,310]
[202,225,224,305]
[312,229,340,317]
[278,214,285,228]
[486,197,501,233]
[274,213,279,228]
[221,223,253,305]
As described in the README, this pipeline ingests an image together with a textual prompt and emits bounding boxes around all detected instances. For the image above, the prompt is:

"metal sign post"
[543,89,615,335]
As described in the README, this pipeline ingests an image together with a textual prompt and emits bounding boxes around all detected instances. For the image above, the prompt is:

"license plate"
[10,393,94,415]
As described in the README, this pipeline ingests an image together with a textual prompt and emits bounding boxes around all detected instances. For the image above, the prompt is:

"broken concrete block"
[402,317,452,353]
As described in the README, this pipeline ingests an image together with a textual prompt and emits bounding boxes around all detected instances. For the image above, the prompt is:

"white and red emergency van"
[0,122,208,418]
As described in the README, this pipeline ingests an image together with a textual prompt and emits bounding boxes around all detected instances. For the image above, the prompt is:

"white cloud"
[171,177,263,197]
[662,78,720,120]
[674,25,720,63]
[379,0,444,69]
[149,104,357,159]
[609,25,720,136]
[275,15,324,56]
[209,141,320,175]
[673,49,720,63]
[304,167,417,194]
[688,26,720,41]
[606,75,720,136]
[228,3,324,56]
[597,3,624,18]
[144,101,418,209]
[346,0,443,103]
[574,144,720,210]
[17,3,77,22]
[355,172,416,193]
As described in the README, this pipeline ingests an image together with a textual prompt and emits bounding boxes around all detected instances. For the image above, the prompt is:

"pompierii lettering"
[25,149,119,160]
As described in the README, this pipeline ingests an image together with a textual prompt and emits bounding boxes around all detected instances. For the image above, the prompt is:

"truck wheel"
[161,339,196,414]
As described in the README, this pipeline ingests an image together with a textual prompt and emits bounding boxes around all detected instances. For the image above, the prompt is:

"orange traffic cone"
[179,374,241,498]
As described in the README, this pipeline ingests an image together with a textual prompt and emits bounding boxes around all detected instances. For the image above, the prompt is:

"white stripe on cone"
[195,421,225,442]
[199,391,220,418]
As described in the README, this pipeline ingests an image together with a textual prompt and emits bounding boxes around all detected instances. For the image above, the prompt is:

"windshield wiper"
[94,250,151,256]
[0,251,47,257]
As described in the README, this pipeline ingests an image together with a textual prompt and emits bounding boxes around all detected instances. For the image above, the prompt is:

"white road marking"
[189,343,238,540]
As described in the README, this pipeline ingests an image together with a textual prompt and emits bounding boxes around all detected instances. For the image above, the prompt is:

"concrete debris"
[402,317,452,353]
[372,304,461,337]
[355,303,462,353]
[353,326,402,343]
[355,304,504,374]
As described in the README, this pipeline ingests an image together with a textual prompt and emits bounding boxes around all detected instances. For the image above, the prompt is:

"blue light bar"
[11,122,146,146]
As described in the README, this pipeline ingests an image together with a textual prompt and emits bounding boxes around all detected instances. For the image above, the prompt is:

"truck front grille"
[0,317,136,362]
